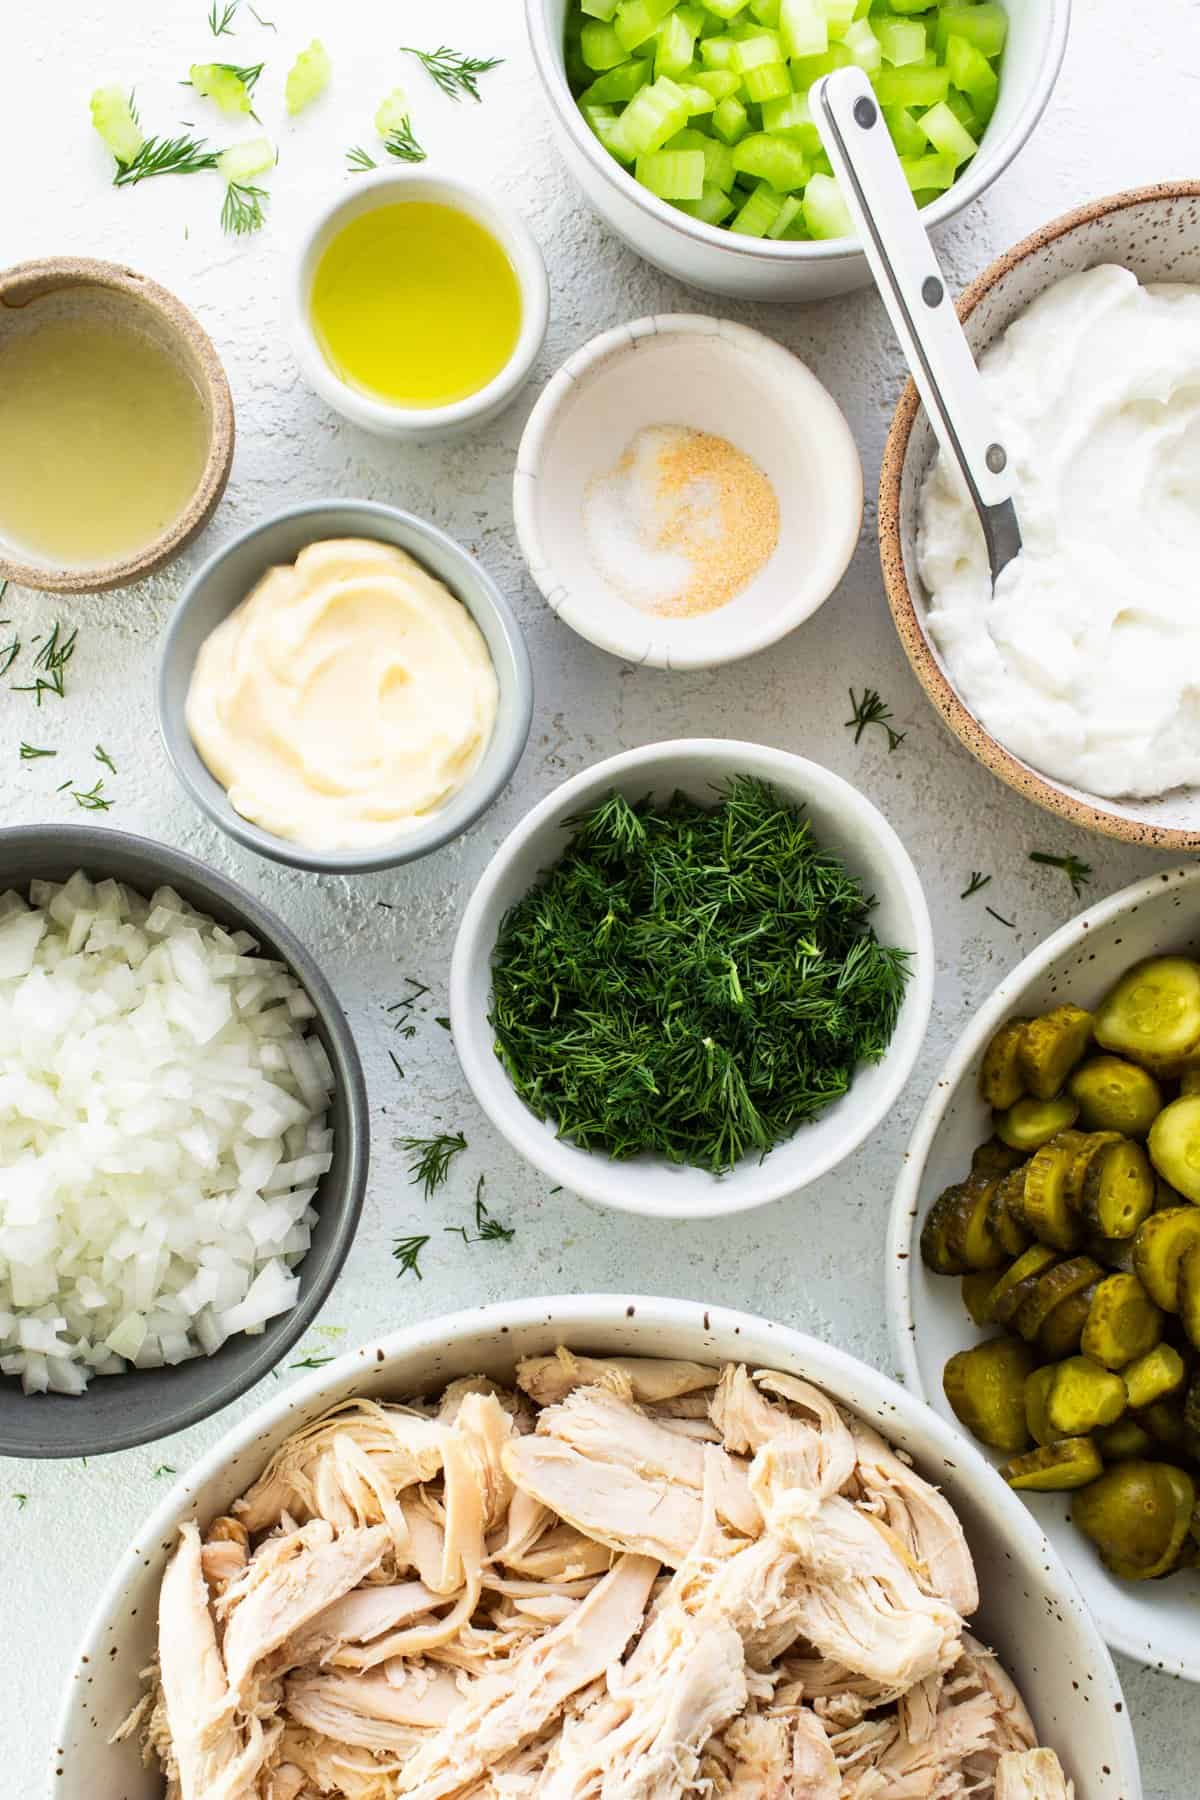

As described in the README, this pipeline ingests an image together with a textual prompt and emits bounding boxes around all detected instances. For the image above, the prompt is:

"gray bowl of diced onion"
[0,825,367,1459]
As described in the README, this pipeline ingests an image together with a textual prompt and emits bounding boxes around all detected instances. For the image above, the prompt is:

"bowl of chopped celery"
[527,0,1070,300]
[451,738,933,1218]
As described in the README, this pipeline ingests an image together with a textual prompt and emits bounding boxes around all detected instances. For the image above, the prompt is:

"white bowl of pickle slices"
[890,863,1200,1679]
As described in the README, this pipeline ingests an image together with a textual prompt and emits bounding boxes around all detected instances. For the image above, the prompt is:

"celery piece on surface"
[636,147,706,196]
[875,16,926,64]
[285,40,331,115]
[190,62,256,118]
[802,169,852,237]
[656,12,697,75]
[583,19,629,67]
[842,17,881,70]
[935,0,1007,58]
[90,86,145,165]
[217,134,274,183]
[883,103,927,156]
[731,130,809,189]
[945,32,998,108]
[618,74,692,150]
[872,63,950,106]
[712,94,750,141]
[765,190,804,235]
[919,96,977,163]
[579,58,652,102]
[899,150,958,191]
[678,182,737,222]
[780,0,829,59]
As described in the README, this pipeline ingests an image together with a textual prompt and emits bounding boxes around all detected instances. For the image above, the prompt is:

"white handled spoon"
[811,65,1022,581]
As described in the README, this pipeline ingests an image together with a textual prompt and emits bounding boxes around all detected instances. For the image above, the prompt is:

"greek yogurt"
[917,264,1200,800]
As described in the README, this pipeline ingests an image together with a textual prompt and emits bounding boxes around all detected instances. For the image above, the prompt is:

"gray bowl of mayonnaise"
[158,499,533,873]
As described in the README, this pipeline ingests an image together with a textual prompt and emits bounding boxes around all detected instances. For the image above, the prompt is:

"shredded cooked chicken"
[126,1351,1073,1799]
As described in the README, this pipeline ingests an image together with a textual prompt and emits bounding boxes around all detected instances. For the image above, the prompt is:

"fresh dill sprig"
[845,686,906,752]
[19,743,55,761]
[13,622,77,704]
[113,133,220,187]
[221,181,267,235]
[152,1464,175,1478]
[1029,850,1093,898]
[445,1176,515,1246]
[291,1352,334,1369]
[392,1233,431,1280]
[346,144,377,172]
[986,905,1016,929]
[961,871,991,899]
[209,0,239,35]
[94,743,116,773]
[186,61,264,117]
[388,1049,405,1081]
[70,778,112,812]
[382,118,426,163]
[402,44,504,103]
[400,1130,467,1198]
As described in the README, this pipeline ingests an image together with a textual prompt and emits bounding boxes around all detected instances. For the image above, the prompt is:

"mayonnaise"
[186,538,499,851]
[917,264,1200,800]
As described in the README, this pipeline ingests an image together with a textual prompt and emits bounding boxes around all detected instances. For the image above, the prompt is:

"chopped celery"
[842,17,881,71]
[788,44,852,84]
[584,104,634,157]
[375,89,411,134]
[636,147,706,196]
[678,81,717,111]
[732,130,809,188]
[582,19,629,67]
[699,34,738,64]
[582,0,620,16]
[945,88,981,132]
[619,74,691,150]
[730,31,784,68]
[712,94,750,141]
[780,0,828,58]
[579,58,652,102]
[190,62,256,118]
[876,16,926,64]
[803,170,852,238]
[920,97,977,163]
[884,104,928,156]
[899,150,957,191]
[285,40,331,115]
[742,62,792,100]
[678,182,737,222]
[761,92,820,149]
[90,86,145,166]
[935,1,1007,59]
[615,0,676,52]
[886,0,935,12]
[750,0,782,20]
[872,64,951,106]
[217,135,274,183]
[691,68,743,96]
[676,2,706,27]
[702,136,737,187]
[730,182,783,234]
[819,0,858,37]
[701,0,752,16]
[946,32,998,108]
[656,12,697,74]
[765,191,804,236]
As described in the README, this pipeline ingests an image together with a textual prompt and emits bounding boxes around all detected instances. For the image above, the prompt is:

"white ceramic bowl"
[52,1294,1141,1799]
[888,863,1200,1680]
[451,740,932,1218]
[288,171,549,440]
[513,314,862,669]
[525,0,1071,302]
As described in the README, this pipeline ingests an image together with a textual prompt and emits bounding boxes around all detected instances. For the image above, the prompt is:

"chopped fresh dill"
[19,743,55,761]
[845,686,906,752]
[402,44,504,103]
[376,899,395,910]
[1029,850,1093,898]
[209,0,239,35]
[56,779,73,793]
[248,5,277,27]
[490,778,911,1174]
[221,181,267,235]
[70,778,112,812]
[13,622,76,704]
[986,905,1016,929]
[346,144,378,171]
[94,743,116,773]
[435,1016,450,1031]
[12,1492,28,1509]
[152,1465,175,1478]
[388,1049,405,1081]
[382,119,426,163]
[0,631,19,678]
[386,977,430,1036]
[445,1176,515,1245]
[400,1130,467,1198]
[392,1233,431,1280]
[291,1352,334,1369]
[961,871,991,899]
[113,133,220,187]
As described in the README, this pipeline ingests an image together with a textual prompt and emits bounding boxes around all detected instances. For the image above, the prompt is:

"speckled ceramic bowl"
[880,181,1200,850]
[52,1296,1140,1799]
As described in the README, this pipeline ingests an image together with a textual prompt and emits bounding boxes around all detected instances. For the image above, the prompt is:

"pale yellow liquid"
[0,311,211,568]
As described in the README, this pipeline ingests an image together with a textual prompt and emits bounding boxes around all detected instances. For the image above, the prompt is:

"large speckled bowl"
[51,1297,1140,1798]
[880,182,1200,850]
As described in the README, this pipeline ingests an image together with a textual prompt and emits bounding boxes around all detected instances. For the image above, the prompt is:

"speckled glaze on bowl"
[887,863,1200,1679]
[880,181,1200,850]
[51,1296,1141,1799]
[0,825,367,1461]
[0,258,234,594]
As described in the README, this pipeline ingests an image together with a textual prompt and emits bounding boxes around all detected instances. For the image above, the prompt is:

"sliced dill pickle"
[920,1184,971,1276]
[1024,1363,1058,1447]
[1046,1356,1127,1435]
[1095,956,1200,1074]
[1181,1070,1200,1097]
[1184,1374,1200,1457]
[1097,1416,1156,1461]
[1141,1397,1187,1452]
[1063,1130,1122,1212]
[943,1176,1008,1272]
[1003,1437,1103,1492]
[1133,1207,1200,1311]
[1073,1460,1197,1580]
[1068,1056,1163,1137]
[1082,1231,1138,1277]
[1038,1281,1099,1360]
[1014,1255,1104,1344]
[1123,1342,1187,1411]
[1179,1241,1200,1352]
[1018,1005,1094,1101]
[1080,1139,1155,1240]
[962,1270,998,1327]
[1080,1273,1164,1370]
[995,1094,1080,1153]
[1148,1096,1200,1203]
[987,1168,1031,1258]
[1018,1141,1083,1251]
[971,1137,1028,1176]
[989,1244,1061,1326]
[943,1338,1035,1452]
[979,1017,1030,1110]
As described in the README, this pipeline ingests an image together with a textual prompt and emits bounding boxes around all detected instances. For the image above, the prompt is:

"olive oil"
[0,309,210,569]
[310,202,522,409]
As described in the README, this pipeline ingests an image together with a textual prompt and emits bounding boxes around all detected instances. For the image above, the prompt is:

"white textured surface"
[1,2,1196,1794]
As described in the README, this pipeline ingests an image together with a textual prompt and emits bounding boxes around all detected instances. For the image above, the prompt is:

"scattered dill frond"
[19,743,55,761]
[382,118,426,163]
[291,1352,334,1369]
[986,905,1016,930]
[961,871,991,899]
[12,1492,28,1509]
[221,181,267,235]
[388,1049,405,1081]
[70,778,112,812]
[94,743,117,773]
[113,133,220,187]
[392,1233,431,1280]
[13,622,77,703]
[1029,850,1093,898]
[0,580,8,605]
[209,0,239,35]
[346,144,377,171]
[400,1130,467,1198]
[152,1465,175,1478]
[0,630,19,678]
[386,977,430,1036]
[445,1176,515,1245]
[248,5,277,27]
[845,686,906,752]
[402,44,504,103]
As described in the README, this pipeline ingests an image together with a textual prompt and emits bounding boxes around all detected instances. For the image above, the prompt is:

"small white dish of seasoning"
[514,314,862,670]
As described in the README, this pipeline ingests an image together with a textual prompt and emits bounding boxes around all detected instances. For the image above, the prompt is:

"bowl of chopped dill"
[450,739,933,1218]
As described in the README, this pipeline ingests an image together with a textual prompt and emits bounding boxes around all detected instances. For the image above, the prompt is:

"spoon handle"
[811,65,1021,576]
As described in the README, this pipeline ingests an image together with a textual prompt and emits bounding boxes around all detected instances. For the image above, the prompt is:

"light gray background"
[1,2,1196,1793]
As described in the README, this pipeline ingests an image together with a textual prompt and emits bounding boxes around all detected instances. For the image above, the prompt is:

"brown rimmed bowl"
[880,182,1200,850]
[0,258,234,594]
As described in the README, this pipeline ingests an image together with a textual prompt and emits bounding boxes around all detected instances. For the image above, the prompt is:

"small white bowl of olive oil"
[290,173,549,442]
[0,259,234,594]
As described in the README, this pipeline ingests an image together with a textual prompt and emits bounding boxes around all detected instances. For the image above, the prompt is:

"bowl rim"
[0,257,235,594]
[51,1291,1141,1800]
[286,171,550,435]
[512,313,864,669]
[449,738,934,1218]
[156,497,535,875]
[525,0,1072,266]
[0,821,369,1458]
[886,860,1200,1678]
[878,180,1200,850]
